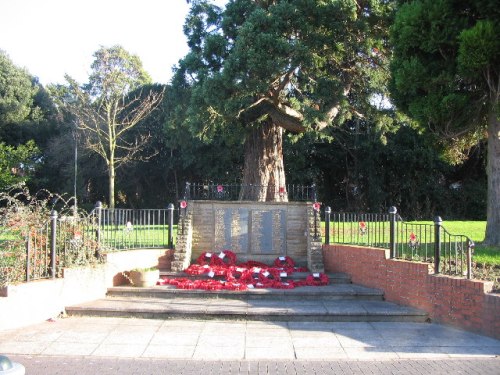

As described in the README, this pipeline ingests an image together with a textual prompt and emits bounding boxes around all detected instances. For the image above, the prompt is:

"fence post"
[325,206,331,245]
[25,234,30,282]
[434,216,442,274]
[389,206,397,258]
[167,203,174,249]
[50,210,58,278]
[95,201,102,246]
[466,239,474,279]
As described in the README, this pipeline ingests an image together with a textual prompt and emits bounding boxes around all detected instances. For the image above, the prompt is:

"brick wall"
[0,248,169,331]
[323,244,500,339]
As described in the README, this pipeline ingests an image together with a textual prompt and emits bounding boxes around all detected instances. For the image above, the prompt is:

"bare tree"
[64,46,164,208]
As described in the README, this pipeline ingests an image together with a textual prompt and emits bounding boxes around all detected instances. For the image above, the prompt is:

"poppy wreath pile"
[158,250,329,291]
[303,273,329,286]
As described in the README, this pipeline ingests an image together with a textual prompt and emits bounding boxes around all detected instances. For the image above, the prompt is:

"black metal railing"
[324,207,391,249]
[1,209,103,286]
[90,202,177,250]
[324,206,475,279]
[183,182,317,202]
[1,203,179,286]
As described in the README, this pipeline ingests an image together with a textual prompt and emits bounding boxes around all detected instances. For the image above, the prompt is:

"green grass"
[97,224,177,250]
[473,246,500,266]
[412,221,486,243]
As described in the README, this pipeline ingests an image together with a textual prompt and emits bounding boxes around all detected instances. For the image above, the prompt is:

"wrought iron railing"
[1,210,103,286]
[90,203,177,250]
[324,208,391,249]
[183,182,317,202]
[324,206,475,279]
[1,202,179,286]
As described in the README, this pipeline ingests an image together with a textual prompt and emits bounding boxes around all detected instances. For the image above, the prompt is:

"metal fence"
[1,209,102,286]
[1,203,178,286]
[324,206,475,279]
[184,182,317,202]
[324,208,391,249]
[90,202,177,250]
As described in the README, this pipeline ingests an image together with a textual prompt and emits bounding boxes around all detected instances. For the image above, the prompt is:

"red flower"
[180,200,187,209]
[313,202,321,211]
[273,256,295,269]
[409,232,417,242]
[305,273,329,286]
[217,185,224,193]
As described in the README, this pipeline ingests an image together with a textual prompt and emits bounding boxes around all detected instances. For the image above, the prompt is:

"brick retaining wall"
[0,249,169,331]
[323,244,500,339]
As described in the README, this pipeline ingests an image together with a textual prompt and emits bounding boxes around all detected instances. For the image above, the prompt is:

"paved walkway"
[7,356,500,375]
[1,317,499,373]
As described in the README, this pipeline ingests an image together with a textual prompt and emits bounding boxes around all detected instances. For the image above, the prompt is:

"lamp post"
[73,129,78,217]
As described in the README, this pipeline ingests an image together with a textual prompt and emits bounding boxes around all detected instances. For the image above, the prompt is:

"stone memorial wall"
[188,201,320,268]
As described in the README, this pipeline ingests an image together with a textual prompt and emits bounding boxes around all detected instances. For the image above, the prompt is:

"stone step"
[65,295,428,322]
[158,271,351,284]
[106,283,382,301]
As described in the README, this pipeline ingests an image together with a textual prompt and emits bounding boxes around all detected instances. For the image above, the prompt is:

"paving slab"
[1,316,499,364]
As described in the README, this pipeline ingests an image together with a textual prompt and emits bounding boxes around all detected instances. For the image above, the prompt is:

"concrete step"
[106,283,382,301]
[65,295,428,322]
[158,271,351,284]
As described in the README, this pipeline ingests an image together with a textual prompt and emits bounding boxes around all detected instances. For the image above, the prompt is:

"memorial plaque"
[214,208,249,253]
[214,206,286,255]
[250,209,286,255]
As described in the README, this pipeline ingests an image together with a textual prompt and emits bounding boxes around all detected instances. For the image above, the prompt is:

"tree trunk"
[484,106,500,245]
[109,161,116,209]
[239,120,287,202]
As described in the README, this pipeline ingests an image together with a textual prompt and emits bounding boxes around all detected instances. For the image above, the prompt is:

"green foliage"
[0,51,65,193]
[0,141,40,190]
[458,20,499,80]
[85,45,152,100]
[0,51,39,126]
[390,0,499,161]
[305,113,486,219]
[0,184,102,287]
[170,0,396,186]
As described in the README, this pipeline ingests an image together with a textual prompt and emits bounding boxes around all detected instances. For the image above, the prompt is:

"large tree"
[170,0,394,201]
[0,51,56,191]
[61,46,164,208]
[390,0,500,244]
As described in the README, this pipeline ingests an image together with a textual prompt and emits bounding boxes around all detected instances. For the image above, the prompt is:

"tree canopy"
[390,0,500,244]
[170,0,395,201]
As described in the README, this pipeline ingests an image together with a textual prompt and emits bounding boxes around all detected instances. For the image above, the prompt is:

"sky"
[0,0,226,85]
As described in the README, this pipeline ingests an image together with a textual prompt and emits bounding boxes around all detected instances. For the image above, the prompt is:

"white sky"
[0,0,226,85]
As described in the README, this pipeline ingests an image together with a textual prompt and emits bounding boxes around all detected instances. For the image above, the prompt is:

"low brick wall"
[0,248,169,331]
[323,244,500,339]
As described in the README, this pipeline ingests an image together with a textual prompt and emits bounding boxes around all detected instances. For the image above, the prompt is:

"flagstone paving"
[1,317,499,361]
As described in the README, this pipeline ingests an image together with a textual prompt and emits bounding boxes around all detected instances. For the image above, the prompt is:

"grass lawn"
[410,221,499,266]
[97,224,177,250]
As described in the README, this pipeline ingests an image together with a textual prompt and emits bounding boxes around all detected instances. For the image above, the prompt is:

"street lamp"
[73,128,78,217]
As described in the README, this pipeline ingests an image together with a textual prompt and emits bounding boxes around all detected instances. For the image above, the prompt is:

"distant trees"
[0,51,48,189]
